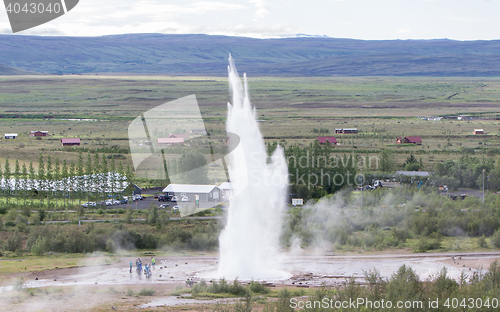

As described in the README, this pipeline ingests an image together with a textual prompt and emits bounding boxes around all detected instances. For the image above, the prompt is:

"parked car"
[171,196,178,202]
[181,196,189,202]
[82,202,96,208]
[439,185,449,192]
[158,204,169,209]
[108,199,120,205]
[173,205,180,212]
[158,194,167,202]
[120,197,129,204]
[134,194,143,200]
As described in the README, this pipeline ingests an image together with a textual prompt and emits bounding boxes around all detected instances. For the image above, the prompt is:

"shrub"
[6,232,23,252]
[138,287,155,296]
[414,237,441,252]
[31,236,50,256]
[478,235,488,248]
[248,280,269,294]
[491,230,500,249]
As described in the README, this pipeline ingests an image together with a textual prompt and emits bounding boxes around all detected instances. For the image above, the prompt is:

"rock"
[35,278,38,280]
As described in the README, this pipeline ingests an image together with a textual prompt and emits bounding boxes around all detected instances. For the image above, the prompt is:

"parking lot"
[123,189,228,211]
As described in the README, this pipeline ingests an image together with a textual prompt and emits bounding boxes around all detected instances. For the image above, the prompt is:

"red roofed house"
[61,138,80,146]
[30,130,49,137]
[316,136,337,145]
[157,137,184,146]
[396,136,422,145]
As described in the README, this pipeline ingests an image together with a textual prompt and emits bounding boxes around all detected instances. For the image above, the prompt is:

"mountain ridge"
[1,34,500,76]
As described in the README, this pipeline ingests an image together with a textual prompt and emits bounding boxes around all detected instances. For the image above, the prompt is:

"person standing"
[129,260,133,273]
[151,256,155,270]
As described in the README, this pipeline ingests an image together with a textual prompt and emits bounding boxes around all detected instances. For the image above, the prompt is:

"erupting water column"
[218,56,289,280]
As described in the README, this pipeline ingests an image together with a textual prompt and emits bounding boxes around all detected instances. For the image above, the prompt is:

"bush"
[6,232,23,252]
[138,287,155,296]
[491,230,500,249]
[414,237,441,252]
[249,280,269,294]
[31,236,50,256]
[478,235,488,248]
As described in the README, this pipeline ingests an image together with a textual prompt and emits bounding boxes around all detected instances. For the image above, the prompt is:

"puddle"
[141,296,235,308]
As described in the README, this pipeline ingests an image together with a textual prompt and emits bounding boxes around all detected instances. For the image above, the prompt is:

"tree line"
[0,152,133,209]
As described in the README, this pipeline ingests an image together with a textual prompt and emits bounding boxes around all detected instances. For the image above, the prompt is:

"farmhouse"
[316,136,337,145]
[4,133,17,139]
[396,136,422,145]
[30,130,49,137]
[473,129,484,134]
[157,137,184,146]
[335,128,358,134]
[162,184,221,202]
[61,138,80,146]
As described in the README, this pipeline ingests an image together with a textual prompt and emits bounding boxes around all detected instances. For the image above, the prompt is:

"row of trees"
[433,155,495,190]
[0,152,133,208]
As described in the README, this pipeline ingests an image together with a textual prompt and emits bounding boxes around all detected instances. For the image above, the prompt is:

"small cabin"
[157,138,184,146]
[316,136,337,145]
[396,136,422,145]
[4,133,17,139]
[473,129,484,134]
[30,130,49,137]
[61,138,80,146]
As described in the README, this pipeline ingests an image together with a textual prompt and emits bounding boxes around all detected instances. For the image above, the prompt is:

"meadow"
[0,75,500,173]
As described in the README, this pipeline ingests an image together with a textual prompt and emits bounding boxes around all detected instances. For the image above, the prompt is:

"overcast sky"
[0,0,499,40]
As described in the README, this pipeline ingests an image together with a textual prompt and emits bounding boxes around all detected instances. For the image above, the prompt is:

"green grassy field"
[0,75,499,173]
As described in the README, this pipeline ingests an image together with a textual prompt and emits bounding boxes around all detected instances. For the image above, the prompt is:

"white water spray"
[218,56,289,280]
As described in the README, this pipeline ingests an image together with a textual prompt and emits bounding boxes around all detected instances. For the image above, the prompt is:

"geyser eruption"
[218,56,289,280]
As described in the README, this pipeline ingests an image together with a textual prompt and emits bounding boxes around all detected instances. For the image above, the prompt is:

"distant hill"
[1,34,500,76]
[0,63,38,75]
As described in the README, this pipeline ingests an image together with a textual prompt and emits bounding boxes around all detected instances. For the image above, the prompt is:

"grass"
[0,253,119,281]
[1,76,500,173]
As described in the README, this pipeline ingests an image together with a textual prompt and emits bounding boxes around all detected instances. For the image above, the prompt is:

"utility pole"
[359,169,363,208]
[483,169,485,208]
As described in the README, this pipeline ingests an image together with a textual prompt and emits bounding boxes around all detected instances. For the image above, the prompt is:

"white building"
[218,182,232,199]
[4,133,17,139]
[162,184,221,202]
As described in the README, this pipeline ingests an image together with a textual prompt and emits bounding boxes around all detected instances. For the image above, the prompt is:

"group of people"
[130,256,156,278]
